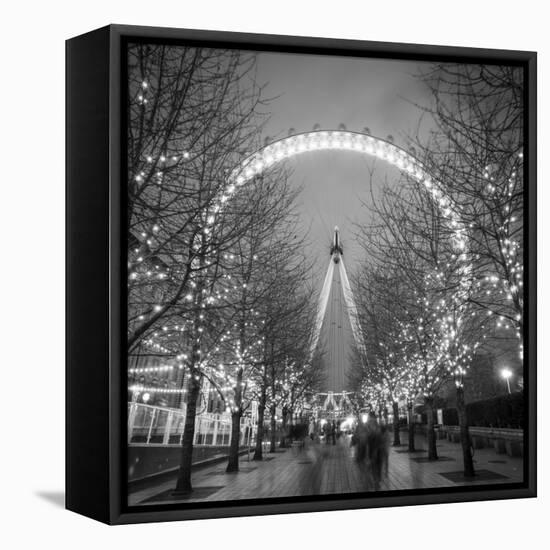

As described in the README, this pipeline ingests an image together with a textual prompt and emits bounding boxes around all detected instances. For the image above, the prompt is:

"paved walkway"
[129,434,523,506]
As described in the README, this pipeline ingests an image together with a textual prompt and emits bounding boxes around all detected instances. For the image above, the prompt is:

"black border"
[66,26,112,524]
[67,24,537,525]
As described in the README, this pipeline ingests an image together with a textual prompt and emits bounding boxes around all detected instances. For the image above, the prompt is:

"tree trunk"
[392,401,401,446]
[226,410,242,472]
[456,384,475,477]
[279,406,288,448]
[426,397,438,461]
[407,403,416,452]
[226,367,243,472]
[269,404,276,452]
[174,371,201,494]
[253,362,268,460]
[173,250,206,494]
[253,400,266,461]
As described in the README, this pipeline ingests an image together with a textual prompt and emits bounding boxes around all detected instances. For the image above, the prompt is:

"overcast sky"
[254,51,436,280]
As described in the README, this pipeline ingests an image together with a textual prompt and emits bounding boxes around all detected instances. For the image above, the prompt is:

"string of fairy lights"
[356,151,523,413]
[128,77,317,415]
[127,89,524,416]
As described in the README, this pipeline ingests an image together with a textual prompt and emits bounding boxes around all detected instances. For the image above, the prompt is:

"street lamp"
[501,368,512,394]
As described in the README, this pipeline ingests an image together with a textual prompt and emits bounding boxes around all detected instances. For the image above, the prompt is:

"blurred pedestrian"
[354,420,368,464]
[324,420,332,445]
[366,413,389,489]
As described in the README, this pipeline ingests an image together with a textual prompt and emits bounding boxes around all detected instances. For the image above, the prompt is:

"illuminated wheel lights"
[224,130,471,273]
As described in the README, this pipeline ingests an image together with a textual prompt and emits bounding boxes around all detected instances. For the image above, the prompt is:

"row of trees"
[127,44,321,494]
[349,64,524,477]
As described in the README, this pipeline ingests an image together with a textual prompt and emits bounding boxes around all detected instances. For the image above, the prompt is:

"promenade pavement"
[128,433,523,506]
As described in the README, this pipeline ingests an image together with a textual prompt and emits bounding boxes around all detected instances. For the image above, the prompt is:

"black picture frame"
[66,24,537,525]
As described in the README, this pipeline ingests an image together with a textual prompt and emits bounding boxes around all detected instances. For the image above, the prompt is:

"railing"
[444,425,523,440]
[127,402,256,447]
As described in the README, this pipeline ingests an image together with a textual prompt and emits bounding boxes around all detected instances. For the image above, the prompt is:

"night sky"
[255,51,436,280]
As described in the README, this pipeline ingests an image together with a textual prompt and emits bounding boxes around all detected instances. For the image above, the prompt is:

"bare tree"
[192,172,316,472]
[415,64,524,350]
[126,44,282,494]
[354,173,483,473]
[352,268,410,446]
[127,44,268,354]
[251,270,319,460]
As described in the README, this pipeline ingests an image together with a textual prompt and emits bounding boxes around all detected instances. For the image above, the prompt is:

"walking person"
[365,413,389,490]
[325,420,333,445]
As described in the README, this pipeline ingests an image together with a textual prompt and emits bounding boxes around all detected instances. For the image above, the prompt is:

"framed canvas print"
[66,24,536,525]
